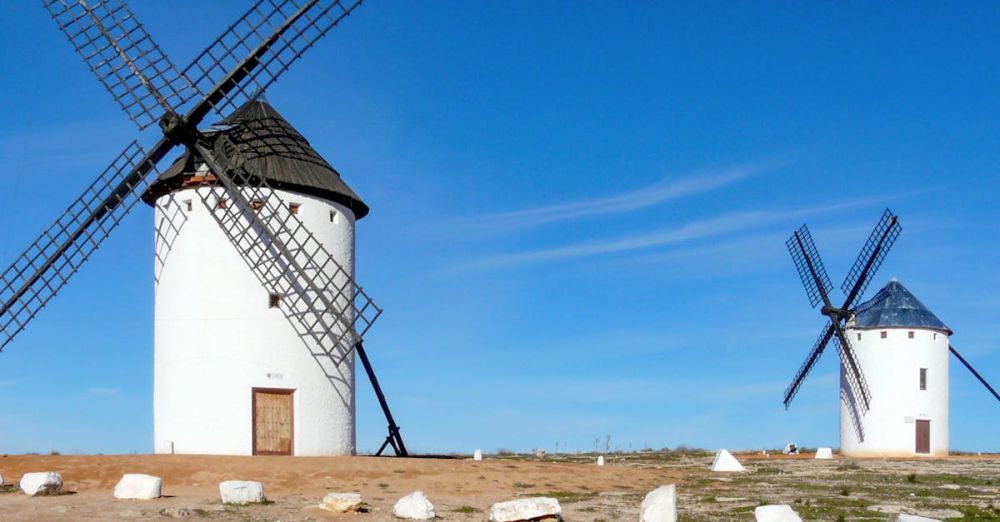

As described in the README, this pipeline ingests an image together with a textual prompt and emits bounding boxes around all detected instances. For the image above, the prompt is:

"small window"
[857,333,862,341]
[329,210,339,223]
[933,333,937,340]
[184,199,193,212]
[919,368,927,391]
[251,200,265,211]
[216,198,227,210]
[289,203,300,216]
[908,331,915,339]
[881,331,887,339]
[268,293,282,309]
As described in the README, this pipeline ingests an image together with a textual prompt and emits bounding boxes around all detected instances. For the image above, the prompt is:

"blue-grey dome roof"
[853,279,951,334]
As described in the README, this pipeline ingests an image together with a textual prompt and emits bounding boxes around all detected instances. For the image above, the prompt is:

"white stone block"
[639,485,676,522]
[393,490,436,520]
[219,480,265,504]
[474,449,483,461]
[20,472,61,496]
[114,474,163,500]
[597,455,605,466]
[815,447,833,459]
[897,515,941,522]
[20,472,63,496]
[489,497,562,522]
[710,449,745,472]
[319,492,365,513]
[0,472,4,485]
[755,504,803,521]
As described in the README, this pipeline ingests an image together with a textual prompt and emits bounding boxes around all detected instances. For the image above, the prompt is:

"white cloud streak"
[461,195,896,270]
[471,162,779,229]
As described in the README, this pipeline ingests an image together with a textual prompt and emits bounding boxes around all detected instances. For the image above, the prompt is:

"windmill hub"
[158,111,199,146]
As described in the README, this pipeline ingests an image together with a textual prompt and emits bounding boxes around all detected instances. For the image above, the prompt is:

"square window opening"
[216,198,227,210]
[184,199,193,212]
[908,331,915,339]
[251,200,265,211]
[268,293,283,309]
[330,210,339,223]
[881,331,887,339]
[289,203,300,216]
[857,333,862,341]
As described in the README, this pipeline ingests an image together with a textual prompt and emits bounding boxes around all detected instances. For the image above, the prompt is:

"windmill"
[0,0,407,457]
[784,208,999,456]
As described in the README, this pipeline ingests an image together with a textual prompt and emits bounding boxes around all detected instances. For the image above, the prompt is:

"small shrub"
[907,473,918,483]
[839,487,850,496]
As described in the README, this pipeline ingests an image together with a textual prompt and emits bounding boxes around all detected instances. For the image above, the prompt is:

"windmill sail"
[0,141,163,351]
[42,0,199,128]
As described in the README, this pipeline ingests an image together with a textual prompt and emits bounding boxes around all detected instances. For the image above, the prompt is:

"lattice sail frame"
[787,224,833,308]
[841,209,901,307]
[42,0,198,129]
[0,142,156,350]
[185,130,381,363]
[183,0,364,119]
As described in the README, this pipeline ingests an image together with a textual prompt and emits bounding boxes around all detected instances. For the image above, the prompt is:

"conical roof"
[142,99,369,219]
[852,279,951,334]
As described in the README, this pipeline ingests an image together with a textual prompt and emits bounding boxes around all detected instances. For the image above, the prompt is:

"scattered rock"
[219,480,265,505]
[754,504,803,521]
[710,449,745,472]
[20,472,63,496]
[114,474,162,500]
[489,497,562,522]
[319,492,366,513]
[897,515,941,522]
[814,447,833,459]
[160,507,195,518]
[393,490,436,520]
[639,484,676,522]
[474,449,483,461]
[597,455,605,467]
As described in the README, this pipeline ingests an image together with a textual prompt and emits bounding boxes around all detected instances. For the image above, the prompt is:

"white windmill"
[0,1,407,457]
[784,209,999,457]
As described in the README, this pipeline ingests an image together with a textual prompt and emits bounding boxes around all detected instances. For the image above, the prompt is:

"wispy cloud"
[470,162,780,229]
[460,195,895,270]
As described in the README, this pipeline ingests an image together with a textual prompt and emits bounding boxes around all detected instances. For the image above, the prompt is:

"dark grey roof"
[142,99,369,219]
[853,279,951,334]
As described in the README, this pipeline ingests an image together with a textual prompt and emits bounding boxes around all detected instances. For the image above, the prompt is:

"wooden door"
[253,388,294,455]
[915,419,930,454]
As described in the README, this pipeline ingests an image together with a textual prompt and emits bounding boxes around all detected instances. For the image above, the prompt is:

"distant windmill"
[0,0,407,457]
[784,209,999,457]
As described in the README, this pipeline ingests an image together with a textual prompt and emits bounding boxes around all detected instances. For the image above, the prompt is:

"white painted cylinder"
[840,326,949,457]
[152,187,357,456]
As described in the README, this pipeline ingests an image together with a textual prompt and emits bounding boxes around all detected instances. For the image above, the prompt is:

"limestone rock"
[114,474,163,500]
[754,504,803,521]
[597,455,605,466]
[897,515,941,522]
[319,492,365,513]
[474,449,483,461]
[219,480,265,505]
[393,490,436,520]
[20,472,63,496]
[815,447,833,459]
[710,449,745,472]
[639,485,676,522]
[489,497,562,522]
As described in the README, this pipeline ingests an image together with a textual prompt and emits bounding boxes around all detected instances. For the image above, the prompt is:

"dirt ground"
[0,452,998,521]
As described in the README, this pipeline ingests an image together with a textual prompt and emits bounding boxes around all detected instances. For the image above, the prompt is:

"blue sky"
[0,2,998,454]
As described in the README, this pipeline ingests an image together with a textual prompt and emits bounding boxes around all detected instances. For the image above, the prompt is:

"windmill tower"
[1,1,407,456]
[783,209,999,457]
[144,99,369,456]
[841,279,951,456]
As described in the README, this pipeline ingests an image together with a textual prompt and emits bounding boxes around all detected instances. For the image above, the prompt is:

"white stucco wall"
[152,187,357,456]
[840,326,949,457]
